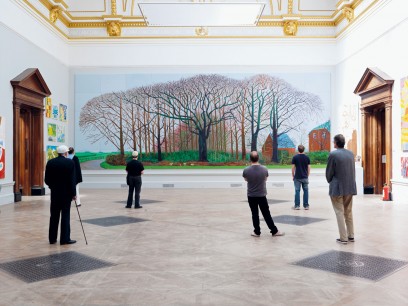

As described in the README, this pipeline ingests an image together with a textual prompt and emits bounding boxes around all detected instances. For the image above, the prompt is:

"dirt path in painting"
[80,159,104,170]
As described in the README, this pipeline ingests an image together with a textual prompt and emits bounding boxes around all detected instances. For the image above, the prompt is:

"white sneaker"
[272,231,285,237]
[251,232,260,237]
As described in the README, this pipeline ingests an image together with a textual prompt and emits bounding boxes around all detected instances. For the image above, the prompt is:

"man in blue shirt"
[291,145,311,210]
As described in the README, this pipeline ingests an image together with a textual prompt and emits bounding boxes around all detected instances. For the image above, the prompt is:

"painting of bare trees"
[76,72,330,165]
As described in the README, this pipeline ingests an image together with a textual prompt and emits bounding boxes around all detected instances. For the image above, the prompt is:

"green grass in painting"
[81,150,328,169]
[76,152,111,163]
[100,161,327,170]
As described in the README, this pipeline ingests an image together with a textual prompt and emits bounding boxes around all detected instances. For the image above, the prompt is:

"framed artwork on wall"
[401,76,408,152]
[59,104,67,122]
[0,116,5,179]
[47,123,57,142]
[57,125,65,142]
[45,97,52,118]
[401,157,408,178]
[46,145,58,161]
[52,105,59,120]
[74,72,331,168]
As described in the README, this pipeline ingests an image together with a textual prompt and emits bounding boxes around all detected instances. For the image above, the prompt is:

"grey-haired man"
[326,134,357,244]
[44,145,77,245]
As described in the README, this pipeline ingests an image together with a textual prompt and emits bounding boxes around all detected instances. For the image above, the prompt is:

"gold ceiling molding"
[298,21,336,27]
[336,0,380,37]
[69,23,108,28]
[53,0,68,10]
[259,20,335,27]
[258,21,283,27]
[66,35,336,40]
[342,7,355,22]
[283,20,297,36]
[39,0,51,10]
[49,6,61,23]
[69,21,146,28]
[111,0,117,15]
[195,27,209,37]
[18,0,380,40]
[107,21,121,36]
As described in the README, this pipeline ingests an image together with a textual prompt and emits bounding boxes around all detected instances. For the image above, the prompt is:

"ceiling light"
[138,2,266,27]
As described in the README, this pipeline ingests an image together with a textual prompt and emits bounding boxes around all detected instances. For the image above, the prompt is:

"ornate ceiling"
[20,0,379,39]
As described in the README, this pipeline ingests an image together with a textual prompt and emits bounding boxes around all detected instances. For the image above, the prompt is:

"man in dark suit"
[45,145,77,245]
[326,134,357,244]
[68,147,83,207]
[126,151,144,208]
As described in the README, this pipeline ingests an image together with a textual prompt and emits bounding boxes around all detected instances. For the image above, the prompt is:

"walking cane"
[74,200,88,245]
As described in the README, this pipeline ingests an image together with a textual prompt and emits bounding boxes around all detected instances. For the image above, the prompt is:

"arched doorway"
[11,69,51,202]
[354,67,394,194]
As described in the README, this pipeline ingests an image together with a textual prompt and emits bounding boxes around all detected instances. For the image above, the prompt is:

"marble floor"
[0,187,407,306]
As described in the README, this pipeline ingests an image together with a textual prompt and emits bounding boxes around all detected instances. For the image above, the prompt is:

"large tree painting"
[75,72,330,164]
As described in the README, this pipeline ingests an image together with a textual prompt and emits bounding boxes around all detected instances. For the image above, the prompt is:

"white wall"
[333,0,408,202]
[1,0,407,203]
[0,23,70,205]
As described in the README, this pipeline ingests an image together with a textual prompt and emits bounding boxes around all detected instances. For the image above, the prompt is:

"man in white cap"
[44,145,77,245]
[125,151,144,208]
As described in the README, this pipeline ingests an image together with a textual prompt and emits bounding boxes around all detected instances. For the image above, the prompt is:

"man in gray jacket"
[326,134,357,244]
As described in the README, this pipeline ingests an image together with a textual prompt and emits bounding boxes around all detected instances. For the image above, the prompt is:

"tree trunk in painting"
[119,97,125,155]
[198,131,208,162]
[272,128,279,163]
[241,109,246,160]
[250,132,258,152]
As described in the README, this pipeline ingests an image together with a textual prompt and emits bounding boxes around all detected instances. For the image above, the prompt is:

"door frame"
[11,69,51,202]
[354,68,394,194]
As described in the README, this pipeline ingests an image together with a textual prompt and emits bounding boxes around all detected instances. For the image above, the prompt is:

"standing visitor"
[126,151,144,209]
[243,151,285,237]
[291,144,310,210]
[326,134,357,244]
[68,147,83,207]
[44,145,77,245]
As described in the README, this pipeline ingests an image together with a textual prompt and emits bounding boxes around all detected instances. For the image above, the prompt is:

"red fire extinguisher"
[382,184,390,201]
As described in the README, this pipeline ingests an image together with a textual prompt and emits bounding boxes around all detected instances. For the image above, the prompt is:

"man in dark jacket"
[45,145,77,245]
[126,151,144,208]
[326,134,357,244]
[68,147,83,207]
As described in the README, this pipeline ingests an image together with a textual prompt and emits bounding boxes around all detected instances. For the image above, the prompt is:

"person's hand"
[72,196,77,201]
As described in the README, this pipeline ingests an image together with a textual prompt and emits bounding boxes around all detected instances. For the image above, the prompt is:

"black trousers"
[127,176,142,207]
[49,196,71,243]
[248,196,278,235]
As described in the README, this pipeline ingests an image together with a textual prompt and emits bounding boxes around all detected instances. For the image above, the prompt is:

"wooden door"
[19,108,31,195]
[355,68,393,194]
[11,69,51,202]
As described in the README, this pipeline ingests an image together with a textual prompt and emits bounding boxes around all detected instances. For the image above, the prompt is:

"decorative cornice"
[17,0,379,40]
[283,20,298,36]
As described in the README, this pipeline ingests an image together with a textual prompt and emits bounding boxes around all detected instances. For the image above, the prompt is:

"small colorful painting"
[52,105,59,120]
[401,157,408,178]
[47,123,57,142]
[46,145,58,161]
[0,116,5,179]
[45,97,52,118]
[57,125,65,142]
[59,104,67,122]
[401,77,408,152]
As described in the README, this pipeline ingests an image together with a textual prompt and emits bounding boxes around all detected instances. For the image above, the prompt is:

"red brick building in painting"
[262,133,296,162]
[308,120,331,152]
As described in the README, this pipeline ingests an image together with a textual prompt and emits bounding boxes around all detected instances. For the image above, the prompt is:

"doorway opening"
[11,69,51,202]
[354,68,393,194]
